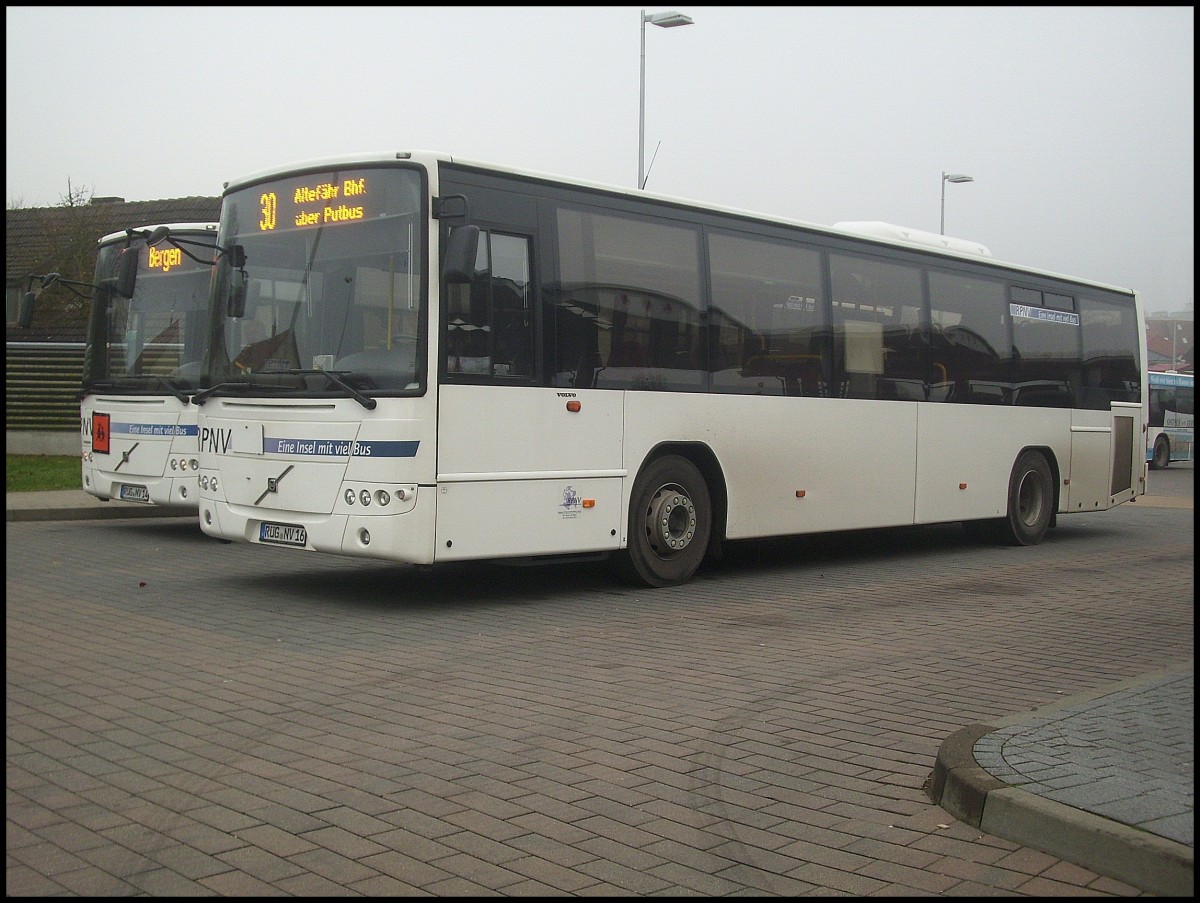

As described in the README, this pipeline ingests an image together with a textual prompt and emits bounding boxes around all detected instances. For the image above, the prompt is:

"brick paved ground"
[7,468,1193,895]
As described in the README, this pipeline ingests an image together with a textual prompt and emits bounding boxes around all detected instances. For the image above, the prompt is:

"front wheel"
[1150,436,1170,470]
[620,455,712,588]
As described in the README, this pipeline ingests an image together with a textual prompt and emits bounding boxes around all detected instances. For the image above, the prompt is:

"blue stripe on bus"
[1149,373,1192,387]
[110,422,199,437]
[263,437,419,457]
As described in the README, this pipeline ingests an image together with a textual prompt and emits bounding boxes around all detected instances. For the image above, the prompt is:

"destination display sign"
[141,243,212,275]
[254,170,375,234]
[135,237,214,276]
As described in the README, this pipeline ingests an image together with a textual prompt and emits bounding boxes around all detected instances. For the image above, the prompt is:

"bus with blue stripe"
[1146,370,1194,469]
[185,151,1145,586]
[80,224,218,507]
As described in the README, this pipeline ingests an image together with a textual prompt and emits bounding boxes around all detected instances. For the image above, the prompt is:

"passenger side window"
[552,208,702,391]
[928,271,1010,404]
[1079,295,1141,408]
[708,232,828,396]
[445,231,534,379]
[1010,285,1081,407]
[829,253,924,400]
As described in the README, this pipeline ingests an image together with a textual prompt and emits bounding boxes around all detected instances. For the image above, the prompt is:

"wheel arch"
[633,441,728,549]
[1022,443,1062,515]
[1150,432,1171,469]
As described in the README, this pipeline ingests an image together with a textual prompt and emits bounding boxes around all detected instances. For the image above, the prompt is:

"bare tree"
[23,179,106,335]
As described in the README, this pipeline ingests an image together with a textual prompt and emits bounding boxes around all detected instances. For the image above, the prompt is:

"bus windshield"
[203,166,426,395]
[84,232,215,392]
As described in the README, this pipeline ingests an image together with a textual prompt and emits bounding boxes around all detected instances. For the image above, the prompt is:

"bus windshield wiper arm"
[82,376,189,404]
[192,371,375,409]
[192,381,245,405]
[153,376,190,404]
[301,369,377,410]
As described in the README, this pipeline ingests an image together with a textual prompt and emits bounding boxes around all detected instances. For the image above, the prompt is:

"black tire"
[620,455,711,587]
[999,450,1054,545]
[1150,436,1170,470]
[962,450,1054,546]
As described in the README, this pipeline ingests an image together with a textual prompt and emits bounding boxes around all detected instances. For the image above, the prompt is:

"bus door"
[435,183,624,561]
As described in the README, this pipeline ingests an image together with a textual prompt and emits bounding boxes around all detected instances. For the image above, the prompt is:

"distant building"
[1145,316,1193,373]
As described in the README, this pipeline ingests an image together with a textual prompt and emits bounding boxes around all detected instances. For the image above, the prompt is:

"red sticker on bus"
[93,413,111,454]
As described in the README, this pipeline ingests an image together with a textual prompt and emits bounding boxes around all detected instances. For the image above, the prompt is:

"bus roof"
[219,150,1136,298]
[832,221,993,258]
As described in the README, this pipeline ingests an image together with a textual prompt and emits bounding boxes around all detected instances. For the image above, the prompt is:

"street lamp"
[940,171,974,235]
[639,9,693,190]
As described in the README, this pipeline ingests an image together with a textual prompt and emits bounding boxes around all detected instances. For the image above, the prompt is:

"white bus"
[79,224,218,507]
[1146,370,1194,469]
[191,151,1146,586]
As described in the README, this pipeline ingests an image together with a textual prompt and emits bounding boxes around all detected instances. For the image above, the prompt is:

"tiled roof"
[6,196,221,342]
[6,196,221,281]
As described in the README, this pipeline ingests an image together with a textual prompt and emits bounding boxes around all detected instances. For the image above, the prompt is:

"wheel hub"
[1017,471,1046,526]
[646,485,696,555]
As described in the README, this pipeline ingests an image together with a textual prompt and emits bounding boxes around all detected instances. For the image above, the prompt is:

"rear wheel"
[621,455,711,587]
[1151,436,1170,470]
[963,450,1054,546]
[1001,450,1054,545]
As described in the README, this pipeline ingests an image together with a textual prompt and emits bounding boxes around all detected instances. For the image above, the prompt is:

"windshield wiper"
[152,375,190,404]
[192,380,250,405]
[303,368,377,410]
[192,370,377,410]
[83,376,190,404]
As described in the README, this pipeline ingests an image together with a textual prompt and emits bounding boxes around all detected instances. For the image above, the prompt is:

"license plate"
[259,521,308,547]
[118,484,150,503]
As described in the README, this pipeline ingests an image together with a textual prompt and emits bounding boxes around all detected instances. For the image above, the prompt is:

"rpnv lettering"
[201,426,232,454]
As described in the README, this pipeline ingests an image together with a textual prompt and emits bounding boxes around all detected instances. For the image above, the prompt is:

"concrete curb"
[930,707,1194,897]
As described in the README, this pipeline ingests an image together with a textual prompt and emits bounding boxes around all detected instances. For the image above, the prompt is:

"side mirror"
[143,225,171,246]
[227,271,249,318]
[222,245,249,317]
[112,242,142,299]
[18,291,36,328]
[442,225,480,284]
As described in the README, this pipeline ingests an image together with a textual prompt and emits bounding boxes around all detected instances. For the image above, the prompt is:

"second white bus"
[80,224,218,507]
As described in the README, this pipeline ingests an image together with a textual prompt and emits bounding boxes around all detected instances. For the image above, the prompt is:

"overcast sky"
[6,6,1194,312]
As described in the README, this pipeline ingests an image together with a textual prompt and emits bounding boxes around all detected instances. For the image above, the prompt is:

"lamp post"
[940,171,974,234]
[639,9,693,190]
[1172,322,1182,370]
